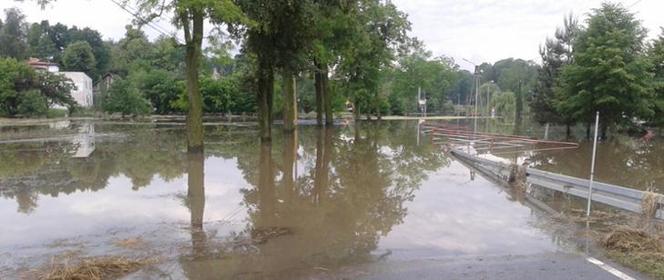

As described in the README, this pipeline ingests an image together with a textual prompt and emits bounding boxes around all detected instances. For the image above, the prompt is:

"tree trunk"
[282,130,297,203]
[258,58,274,142]
[184,10,205,153]
[314,69,324,126]
[314,128,324,204]
[601,122,608,140]
[586,122,591,140]
[282,72,297,132]
[258,141,276,226]
[322,67,333,126]
[515,80,523,123]
[566,123,571,139]
[187,150,206,255]
[187,150,205,228]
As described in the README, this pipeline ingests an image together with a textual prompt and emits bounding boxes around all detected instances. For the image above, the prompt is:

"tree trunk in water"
[314,69,323,126]
[322,67,333,126]
[184,10,205,153]
[282,130,297,203]
[586,122,591,140]
[187,150,205,228]
[601,122,608,140]
[314,128,324,204]
[258,59,274,142]
[282,72,297,132]
[187,150,206,254]
[258,141,276,226]
[566,124,571,139]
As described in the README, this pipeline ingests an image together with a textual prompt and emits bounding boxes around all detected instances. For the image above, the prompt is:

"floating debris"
[39,256,157,280]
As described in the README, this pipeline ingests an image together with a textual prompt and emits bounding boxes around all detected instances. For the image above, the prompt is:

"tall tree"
[0,8,28,59]
[338,0,411,120]
[559,3,653,138]
[649,28,664,126]
[238,0,313,139]
[26,21,57,60]
[68,26,112,80]
[62,41,97,77]
[309,0,357,126]
[130,0,248,151]
[532,15,578,130]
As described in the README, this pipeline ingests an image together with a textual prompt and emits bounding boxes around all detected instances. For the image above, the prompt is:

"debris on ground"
[39,256,157,280]
[641,191,663,219]
[602,227,664,279]
[552,208,626,228]
[112,238,146,250]
[602,227,663,252]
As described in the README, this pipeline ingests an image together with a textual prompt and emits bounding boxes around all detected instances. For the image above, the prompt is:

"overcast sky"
[2,0,663,71]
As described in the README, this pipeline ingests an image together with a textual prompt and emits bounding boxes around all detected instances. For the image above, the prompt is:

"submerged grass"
[40,256,157,280]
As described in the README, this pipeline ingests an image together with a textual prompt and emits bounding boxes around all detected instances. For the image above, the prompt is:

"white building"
[61,72,94,108]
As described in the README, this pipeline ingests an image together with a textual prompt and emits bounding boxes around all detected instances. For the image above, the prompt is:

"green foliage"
[532,15,578,125]
[649,29,664,125]
[0,57,75,116]
[388,46,458,115]
[0,8,28,59]
[17,90,48,116]
[491,91,516,120]
[5,13,112,80]
[62,41,97,77]
[337,0,412,117]
[27,21,57,59]
[173,75,255,114]
[449,70,474,105]
[134,69,184,114]
[558,3,653,135]
[35,71,76,108]
[102,78,151,117]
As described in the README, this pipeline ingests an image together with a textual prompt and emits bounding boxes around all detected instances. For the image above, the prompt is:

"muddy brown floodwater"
[0,119,658,279]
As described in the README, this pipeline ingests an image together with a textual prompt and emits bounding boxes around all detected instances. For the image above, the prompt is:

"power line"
[106,0,182,44]
[628,0,643,8]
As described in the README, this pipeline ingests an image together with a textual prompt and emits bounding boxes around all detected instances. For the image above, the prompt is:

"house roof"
[26,57,58,69]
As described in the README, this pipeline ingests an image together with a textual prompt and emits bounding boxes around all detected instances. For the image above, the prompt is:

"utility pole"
[474,66,480,117]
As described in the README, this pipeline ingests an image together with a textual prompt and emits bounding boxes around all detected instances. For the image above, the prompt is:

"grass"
[39,256,156,280]
[47,109,68,118]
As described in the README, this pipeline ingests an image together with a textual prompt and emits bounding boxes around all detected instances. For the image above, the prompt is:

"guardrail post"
[586,111,600,217]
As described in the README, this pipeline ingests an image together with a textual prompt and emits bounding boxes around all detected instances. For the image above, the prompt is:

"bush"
[47,108,68,118]
[17,90,48,117]
[103,78,151,117]
[0,57,75,117]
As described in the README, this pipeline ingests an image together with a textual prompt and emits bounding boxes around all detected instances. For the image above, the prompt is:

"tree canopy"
[558,3,653,137]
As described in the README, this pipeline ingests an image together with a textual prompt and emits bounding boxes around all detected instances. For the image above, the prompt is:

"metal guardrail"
[450,148,664,220]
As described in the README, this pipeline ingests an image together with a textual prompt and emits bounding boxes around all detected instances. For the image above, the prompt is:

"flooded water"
[0,119,651,278]
[438,118,664,193]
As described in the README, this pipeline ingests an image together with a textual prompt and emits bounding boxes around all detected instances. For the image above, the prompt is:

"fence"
[450,148,664,220]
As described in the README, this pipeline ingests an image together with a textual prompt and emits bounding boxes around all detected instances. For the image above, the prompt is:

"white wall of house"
[61,72,93,108]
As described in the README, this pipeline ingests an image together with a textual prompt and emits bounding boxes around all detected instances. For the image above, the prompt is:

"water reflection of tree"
[181,122,449,278]
[0,126,189,213]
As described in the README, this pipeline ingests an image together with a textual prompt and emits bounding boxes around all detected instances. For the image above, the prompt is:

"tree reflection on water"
[180,122,449,278]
